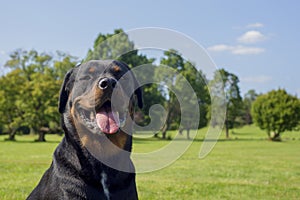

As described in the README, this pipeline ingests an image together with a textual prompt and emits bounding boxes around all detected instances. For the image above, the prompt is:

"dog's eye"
[79,76,91,81]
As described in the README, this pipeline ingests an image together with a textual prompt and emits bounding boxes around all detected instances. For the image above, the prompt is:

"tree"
[182,61,210,129]
[158,49,209,139]
[210,69,242,138]
[0,69,26,140]
[157,50,184,139]
[133,64,165,129]
[19,72,62,141]
[86,29,126,61]
[85,29,154,68]
[242,89,258,125]
[2,49,77,141]
[252,89,300,141]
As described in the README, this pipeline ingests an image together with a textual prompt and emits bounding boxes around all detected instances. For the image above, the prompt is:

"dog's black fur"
[27,60,142,200]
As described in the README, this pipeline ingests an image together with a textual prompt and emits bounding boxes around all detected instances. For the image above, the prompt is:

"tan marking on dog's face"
[93,86,105,109]
[113,65,121,73]
[81,135,89,147]
[70,104,75,119]
[78,131,129,158]
[89,66,96,73]
[106,131,128,150]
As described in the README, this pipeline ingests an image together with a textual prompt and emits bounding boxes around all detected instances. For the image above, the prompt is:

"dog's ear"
[58,68,76,113]
[115,60,143,109]
[134,86,143,109]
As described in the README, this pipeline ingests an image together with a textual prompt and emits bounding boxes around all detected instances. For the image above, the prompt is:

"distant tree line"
[0,29,299,141]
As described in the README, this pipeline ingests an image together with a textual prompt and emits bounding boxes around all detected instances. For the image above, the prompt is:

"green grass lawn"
[0,126,299,199]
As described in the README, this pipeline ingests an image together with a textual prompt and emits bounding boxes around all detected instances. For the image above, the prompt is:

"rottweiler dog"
[27,60,143,200]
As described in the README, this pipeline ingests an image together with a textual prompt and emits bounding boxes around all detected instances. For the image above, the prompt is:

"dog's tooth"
[120,121,125,127]
[120,115,127,127]
[90,111,94,120]
[115,111,119,120]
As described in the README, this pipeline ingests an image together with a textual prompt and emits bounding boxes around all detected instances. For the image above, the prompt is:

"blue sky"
[0,0,299,96]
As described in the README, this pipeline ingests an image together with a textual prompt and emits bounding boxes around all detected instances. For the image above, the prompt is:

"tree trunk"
[267,131,271,139]
[186,129,190,140]
[35,127,49,142]
[225,127,229,139]
[161,109,171,140]
[270,132,281,141]
[6,128,17,141]
[225,120,229,139]
[179,128,183,135]
[161,124,168,139]
[36,131,46,142]
[225,115,229,139]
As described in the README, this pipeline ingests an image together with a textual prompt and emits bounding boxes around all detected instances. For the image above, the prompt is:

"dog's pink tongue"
[96,108,119,134]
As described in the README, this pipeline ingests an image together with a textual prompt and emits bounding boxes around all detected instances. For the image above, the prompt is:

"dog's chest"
[101,171,110,200]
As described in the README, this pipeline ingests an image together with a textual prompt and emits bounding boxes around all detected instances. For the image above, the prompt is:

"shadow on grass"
[194,137,269,142]
[133,136,272,143]
[1,139,61,144]
[0,135,62,144]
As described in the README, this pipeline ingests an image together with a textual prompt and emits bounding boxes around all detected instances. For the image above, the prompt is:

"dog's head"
[58,60,142,156]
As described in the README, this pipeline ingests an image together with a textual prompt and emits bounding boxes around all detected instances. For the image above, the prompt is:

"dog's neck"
[54,134,135,184]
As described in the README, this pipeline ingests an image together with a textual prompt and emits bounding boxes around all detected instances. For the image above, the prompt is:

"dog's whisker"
[79,110,99,131]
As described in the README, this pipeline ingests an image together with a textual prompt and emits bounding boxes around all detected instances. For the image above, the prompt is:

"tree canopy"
[209,68,243,138]
[158,49,209,139]
[0,49,77,141]
[242,89,259,125]
[252,89,300,141]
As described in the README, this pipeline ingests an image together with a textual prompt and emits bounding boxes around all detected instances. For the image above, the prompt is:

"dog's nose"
[98,77,117,90]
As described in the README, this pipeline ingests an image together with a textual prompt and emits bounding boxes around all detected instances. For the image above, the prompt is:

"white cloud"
[0,50,6,55]
[206,44,232,52]
[207,44,265,55]
[246,23,264,29]
[237,30,267,44]
[241,75,272,83]
[207,26,268,55]
[231,45,265,55]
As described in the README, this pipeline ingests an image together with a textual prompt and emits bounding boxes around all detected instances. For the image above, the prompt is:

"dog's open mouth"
[95,101,127,134]
[79,100,128,135]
